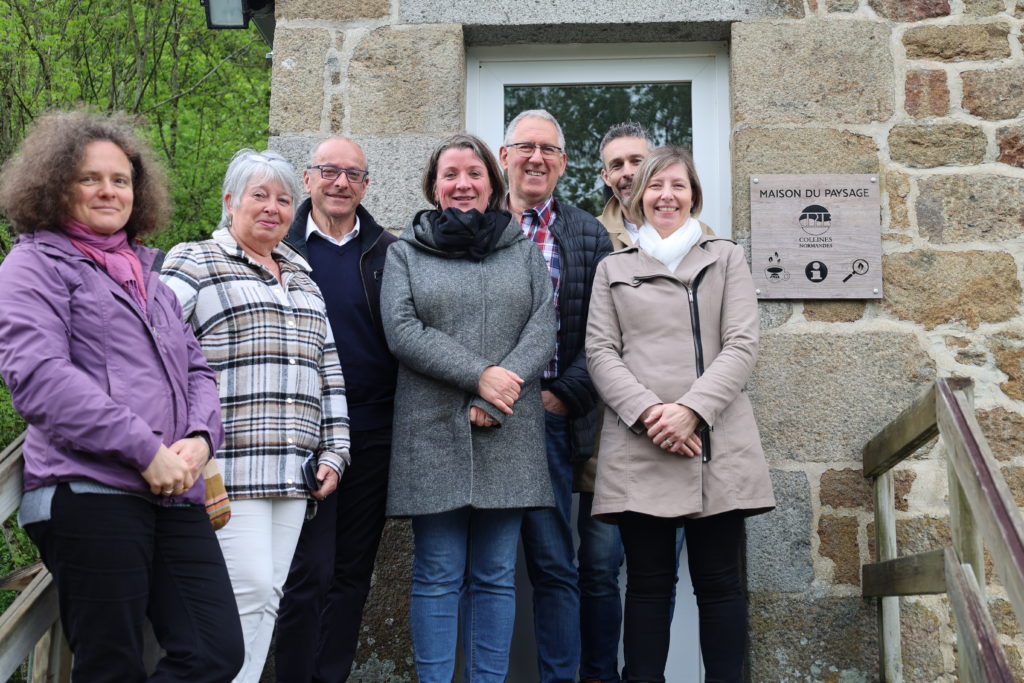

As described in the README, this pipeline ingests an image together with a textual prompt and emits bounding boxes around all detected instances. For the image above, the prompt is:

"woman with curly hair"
[0,110,243,683]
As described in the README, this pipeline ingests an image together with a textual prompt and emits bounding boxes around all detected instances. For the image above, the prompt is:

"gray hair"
[503,109,566,149]
[599,121,654,155]
[219,148,301,229]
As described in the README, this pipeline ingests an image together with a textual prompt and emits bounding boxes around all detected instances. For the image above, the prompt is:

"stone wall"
[266,0,1024,679]
[735,0,1024,679]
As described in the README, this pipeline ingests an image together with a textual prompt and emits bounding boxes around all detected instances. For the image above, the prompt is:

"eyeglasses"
[506,142,564,159]
[307,165,369,183]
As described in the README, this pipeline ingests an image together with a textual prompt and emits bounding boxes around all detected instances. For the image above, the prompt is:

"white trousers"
[217,497,307,683]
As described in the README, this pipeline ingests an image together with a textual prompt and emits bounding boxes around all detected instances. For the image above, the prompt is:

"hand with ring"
[469,405,497,427]
[643,403,704,458]
[142,444,195,496]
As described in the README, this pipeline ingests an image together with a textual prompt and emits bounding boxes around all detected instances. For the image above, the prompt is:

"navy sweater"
[306,235,397,432]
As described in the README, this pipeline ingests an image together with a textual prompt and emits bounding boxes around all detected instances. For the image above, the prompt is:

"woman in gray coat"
[380,132,555,682]
[586,146,775,683]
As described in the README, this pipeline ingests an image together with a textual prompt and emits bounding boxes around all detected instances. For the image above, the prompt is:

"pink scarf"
[63,219,149,314]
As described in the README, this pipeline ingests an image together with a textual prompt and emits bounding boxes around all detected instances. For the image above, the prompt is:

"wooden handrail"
[0,562,45,592]
[862,548,945,597]
[0,569,58,682]
[937,380,1024,629]
[0,430,26,523]
[0,429,70,681]
[861,377,971,478]
[862,382,939,479]
[944,548,1015,682]
[861,378,1024,682]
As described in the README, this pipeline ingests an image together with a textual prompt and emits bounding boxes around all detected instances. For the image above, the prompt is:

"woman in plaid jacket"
[161,149,350,683]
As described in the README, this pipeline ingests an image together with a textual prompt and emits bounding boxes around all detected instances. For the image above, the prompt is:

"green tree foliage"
[0,0,272,251]
[0,3,270,637]
[0,0,270,433]
[504,83,693,215]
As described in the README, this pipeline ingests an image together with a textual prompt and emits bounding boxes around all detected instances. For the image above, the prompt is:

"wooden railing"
[862,377,1024,682]
[0,430,70,682]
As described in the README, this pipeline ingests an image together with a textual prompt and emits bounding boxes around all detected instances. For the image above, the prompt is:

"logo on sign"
[798,205,831,236]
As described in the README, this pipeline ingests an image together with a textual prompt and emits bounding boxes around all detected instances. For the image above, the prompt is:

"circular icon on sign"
[805,261,828,283]
[798,204,832,236]
[842,259,870,283]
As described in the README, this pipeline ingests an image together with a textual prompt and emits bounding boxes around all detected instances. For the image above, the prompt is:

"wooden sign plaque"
[750,173,882,300]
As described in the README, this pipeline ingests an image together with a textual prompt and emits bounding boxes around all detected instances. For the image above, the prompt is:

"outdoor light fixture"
[200,0,275,45]
[201,0,249,29]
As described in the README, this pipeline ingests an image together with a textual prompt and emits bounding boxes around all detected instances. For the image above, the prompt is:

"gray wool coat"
[381,210,557,517]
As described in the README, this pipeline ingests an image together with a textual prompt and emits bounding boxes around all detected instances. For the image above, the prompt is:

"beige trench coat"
[585,232,775,521]
[574,203,719,493]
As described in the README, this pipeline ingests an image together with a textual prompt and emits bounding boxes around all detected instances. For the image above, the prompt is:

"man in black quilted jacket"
[499,109,613,683]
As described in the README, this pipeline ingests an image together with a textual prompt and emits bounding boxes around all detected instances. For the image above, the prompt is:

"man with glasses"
[275,136,398,683]
[500,109,612,683]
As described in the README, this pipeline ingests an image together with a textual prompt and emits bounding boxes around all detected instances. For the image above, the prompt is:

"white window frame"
[466,42,732,235]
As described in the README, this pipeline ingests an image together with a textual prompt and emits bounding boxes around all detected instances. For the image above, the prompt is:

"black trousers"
[25,484,243,683]
[275,431,391,683]
[618,510,746,683]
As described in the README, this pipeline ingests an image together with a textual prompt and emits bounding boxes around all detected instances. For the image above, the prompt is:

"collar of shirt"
[506,194,556,234]
[306,211,361,247]
[623,218,640,244]
[212,226,311,275]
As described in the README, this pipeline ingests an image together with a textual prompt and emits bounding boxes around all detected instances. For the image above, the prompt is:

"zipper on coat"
[684,270,713,463]
[358,230,385,332]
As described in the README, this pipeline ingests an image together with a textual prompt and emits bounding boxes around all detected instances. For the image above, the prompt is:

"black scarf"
[430,208,510,261]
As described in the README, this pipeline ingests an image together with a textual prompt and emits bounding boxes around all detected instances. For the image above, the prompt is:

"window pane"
[504,83,693,215]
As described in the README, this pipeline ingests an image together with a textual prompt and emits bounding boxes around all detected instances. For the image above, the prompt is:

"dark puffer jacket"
[546,200,613,462]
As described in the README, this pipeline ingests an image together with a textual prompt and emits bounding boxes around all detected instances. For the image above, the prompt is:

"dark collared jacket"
[545,199,613,463]
[284,199,397,344]
[285,199,398,436]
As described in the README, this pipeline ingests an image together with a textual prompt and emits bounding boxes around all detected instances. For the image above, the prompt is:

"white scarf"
[638,217,702,272]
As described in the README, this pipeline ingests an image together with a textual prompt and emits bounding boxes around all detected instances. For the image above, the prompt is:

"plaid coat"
[161,228,350,499]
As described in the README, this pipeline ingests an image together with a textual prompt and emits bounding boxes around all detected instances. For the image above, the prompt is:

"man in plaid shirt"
[500,109,612,683]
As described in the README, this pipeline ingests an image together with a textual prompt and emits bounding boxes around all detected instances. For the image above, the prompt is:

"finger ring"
[664,440,674,448]
[162,489,174,495]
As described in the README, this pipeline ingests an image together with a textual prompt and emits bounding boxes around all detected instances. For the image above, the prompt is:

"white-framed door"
[466,42,732,235]
[463,42,732,682]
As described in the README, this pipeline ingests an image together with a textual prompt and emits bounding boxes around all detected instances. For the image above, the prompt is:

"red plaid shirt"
[513,195,560,379]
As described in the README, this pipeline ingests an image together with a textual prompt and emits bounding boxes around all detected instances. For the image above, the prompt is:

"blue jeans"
[522,411,580,682]
[577,493,686,682]
[577,491,623,682]
[410,507,524,683]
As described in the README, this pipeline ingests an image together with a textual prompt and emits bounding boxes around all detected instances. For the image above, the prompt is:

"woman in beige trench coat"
[585,146,775,683]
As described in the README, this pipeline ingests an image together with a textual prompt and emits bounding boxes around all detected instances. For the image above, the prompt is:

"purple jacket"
[0,230,224,506]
